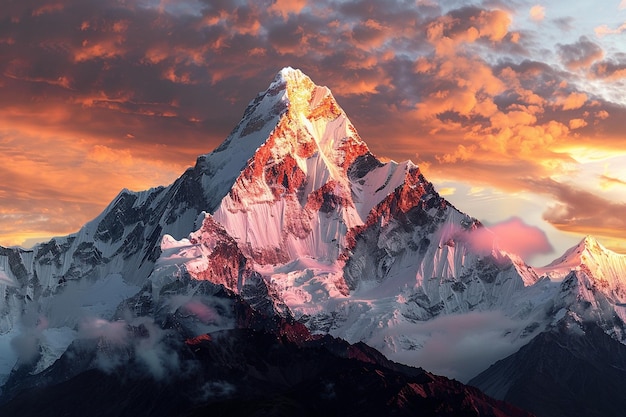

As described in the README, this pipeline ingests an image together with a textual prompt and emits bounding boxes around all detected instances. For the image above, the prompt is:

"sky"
[1,0,625,265]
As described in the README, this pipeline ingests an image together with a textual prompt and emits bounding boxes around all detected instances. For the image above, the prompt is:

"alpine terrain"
[0,67,624,416]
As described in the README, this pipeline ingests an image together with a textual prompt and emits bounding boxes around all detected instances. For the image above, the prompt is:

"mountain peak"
[276,66,308,84]
[580,235,603,251]
[272,67,348,125]
[541,235,626,298]
[572,235,619,263]
[220,67,371,188]
[542,235,611,271]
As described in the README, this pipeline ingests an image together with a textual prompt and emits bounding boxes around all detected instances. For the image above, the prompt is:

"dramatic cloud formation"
[0,0,625,258]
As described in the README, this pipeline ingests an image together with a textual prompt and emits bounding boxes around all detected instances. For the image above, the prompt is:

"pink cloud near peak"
[458,217,554,262]
[479,217,553,259]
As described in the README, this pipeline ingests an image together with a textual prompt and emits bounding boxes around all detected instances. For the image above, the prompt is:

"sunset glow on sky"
[1,0,625,265]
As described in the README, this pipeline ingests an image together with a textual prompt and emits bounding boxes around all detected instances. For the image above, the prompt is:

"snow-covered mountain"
[1,68,625,416]
[544,236,626,339]
[470,239,626,416]
[154,67,552,380]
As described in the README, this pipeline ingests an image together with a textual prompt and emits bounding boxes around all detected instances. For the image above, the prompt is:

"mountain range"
[1,67,625,416]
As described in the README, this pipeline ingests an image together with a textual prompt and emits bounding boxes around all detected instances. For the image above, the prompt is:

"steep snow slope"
[212,67,411,265]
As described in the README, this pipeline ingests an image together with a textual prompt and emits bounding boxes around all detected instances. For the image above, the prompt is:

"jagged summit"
[538,235,626,340]
[193,67,374,214]
[277,65,302,80]
[207,68,418,264]
[207,66,367,158]
[541,235,624,274]
[577,235,603,252]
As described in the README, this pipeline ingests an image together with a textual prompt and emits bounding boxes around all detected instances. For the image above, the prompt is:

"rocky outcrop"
[470,320,626,417]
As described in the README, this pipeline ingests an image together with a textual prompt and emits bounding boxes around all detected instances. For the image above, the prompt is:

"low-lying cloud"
[385,310,532,382]
[78,315,181,380]
[78,317,128,345]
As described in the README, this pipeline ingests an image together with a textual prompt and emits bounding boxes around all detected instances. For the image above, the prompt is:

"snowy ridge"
[539,236,626,341]
[0,69,298,381]
[539,236,626,290]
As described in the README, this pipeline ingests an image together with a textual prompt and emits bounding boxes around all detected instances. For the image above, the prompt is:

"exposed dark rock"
[1,302,532,417]
[470,321,626,417]
[0,247,30,284]
[347,152,384,180]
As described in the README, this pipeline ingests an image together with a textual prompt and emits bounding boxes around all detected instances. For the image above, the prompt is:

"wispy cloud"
[600,174,626,189]
[595,22,626,37]
[384,311,531,382]
[529,177,626,239]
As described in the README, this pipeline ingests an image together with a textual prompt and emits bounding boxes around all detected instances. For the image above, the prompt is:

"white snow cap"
[278,66,304,80]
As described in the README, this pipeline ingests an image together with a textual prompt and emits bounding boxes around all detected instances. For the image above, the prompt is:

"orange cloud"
[86,145,134,166]
[426,8,511,55]
[595,22,626,37]
[529,5,546,21]
[559,92,587,110]
[591,61,626,80]
[529,178,626,240]
[0,127,186,246]
[437,144,477,164]
[269,0,308,19]
[569,118,588,129]
[350,19,391,49]
[73,40,125,62]
[32,3,64,16]
[414,55,504,121]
